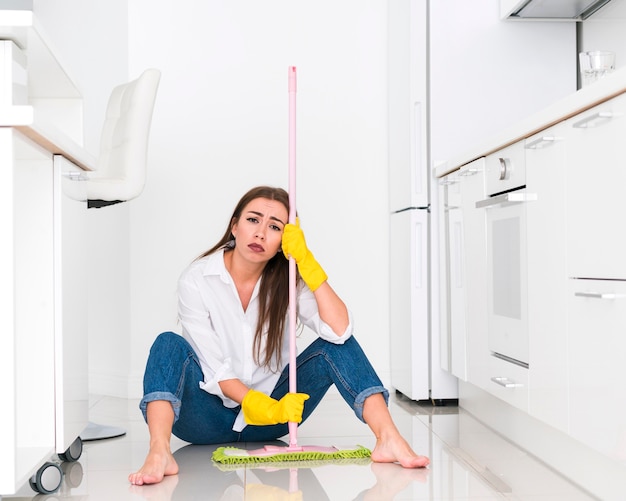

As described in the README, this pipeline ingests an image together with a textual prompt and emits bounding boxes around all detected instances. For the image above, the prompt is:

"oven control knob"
[498,157,511,180]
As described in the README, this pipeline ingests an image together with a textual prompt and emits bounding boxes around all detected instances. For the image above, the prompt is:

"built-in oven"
[476,142,536,368]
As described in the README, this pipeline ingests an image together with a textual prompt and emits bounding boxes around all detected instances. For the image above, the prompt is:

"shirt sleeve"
[177,266,240,408]
[296,283,354,343]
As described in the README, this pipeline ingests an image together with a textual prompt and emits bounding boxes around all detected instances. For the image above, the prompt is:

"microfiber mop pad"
[212,444,371,465]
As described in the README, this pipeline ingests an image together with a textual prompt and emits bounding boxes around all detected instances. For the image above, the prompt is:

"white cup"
[579,51,616,87]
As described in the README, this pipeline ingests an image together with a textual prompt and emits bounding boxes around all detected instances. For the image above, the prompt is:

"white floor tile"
[3,394,596,500]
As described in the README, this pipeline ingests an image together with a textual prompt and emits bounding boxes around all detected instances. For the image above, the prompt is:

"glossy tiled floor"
[5,393,596,500]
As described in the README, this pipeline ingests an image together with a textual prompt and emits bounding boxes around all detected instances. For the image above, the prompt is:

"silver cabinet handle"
[572,111,619,129]
[491,377,523,388]
[574,292,626,300]
[498,157,510,180]
[439,178,458,186]
[459,167,480,177]
[525,136,561,149]
[476,192,537,208]
[63,171,89,181]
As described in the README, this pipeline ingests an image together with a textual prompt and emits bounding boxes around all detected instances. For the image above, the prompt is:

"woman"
[129,186,429,486]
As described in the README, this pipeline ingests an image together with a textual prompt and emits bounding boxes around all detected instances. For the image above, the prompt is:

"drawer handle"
[572,111,619,128]
[525,135,561,149]
[459,167,480,177]
[63,171,89,181]
[574,291,626,300]
[491,377,523,388]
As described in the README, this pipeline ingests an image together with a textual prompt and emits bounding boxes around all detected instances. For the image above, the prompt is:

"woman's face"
[231,197,288,264]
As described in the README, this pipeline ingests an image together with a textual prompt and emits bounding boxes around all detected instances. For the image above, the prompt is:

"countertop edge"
[434,66,626,178]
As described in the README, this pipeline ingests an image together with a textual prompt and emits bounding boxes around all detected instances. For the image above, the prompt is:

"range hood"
[501,0,612,20]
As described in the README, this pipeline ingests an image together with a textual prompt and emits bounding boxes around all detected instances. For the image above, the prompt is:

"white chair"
[80,69,161,443]
[85,68,161,208]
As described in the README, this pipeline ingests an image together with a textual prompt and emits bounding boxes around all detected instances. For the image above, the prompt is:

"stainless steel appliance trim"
[491,377,524,388]
[476,192,537,209]
[492,351,530,369]
[574,291,626,300]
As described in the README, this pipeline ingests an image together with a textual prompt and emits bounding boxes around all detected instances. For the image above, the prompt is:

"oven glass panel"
[492,216,521,319]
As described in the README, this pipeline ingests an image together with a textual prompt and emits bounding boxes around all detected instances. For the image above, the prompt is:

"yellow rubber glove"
[241,389,310,426]
[281,219,328,291]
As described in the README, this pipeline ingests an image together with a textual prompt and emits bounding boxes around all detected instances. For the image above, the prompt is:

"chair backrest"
[86,68,161,205]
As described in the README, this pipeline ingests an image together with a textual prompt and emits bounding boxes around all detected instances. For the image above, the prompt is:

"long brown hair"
[198,186,292,371]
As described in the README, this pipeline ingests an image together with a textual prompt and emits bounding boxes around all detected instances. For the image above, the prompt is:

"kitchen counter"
[435,65,626,178]
[1,6,95,171]
[15,117,96,171]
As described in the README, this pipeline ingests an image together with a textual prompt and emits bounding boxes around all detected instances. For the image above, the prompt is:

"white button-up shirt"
[177,247,353,431]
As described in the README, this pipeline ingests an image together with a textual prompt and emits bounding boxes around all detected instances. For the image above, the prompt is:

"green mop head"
[212,444,371,465]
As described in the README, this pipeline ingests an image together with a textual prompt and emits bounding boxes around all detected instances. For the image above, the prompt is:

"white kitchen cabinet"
[525,124,569,433]
[53,156,89,464]
[440,170,467,381]
[568,279,626,461]
[1,131,89,497]
[436,68,626,498]
[458,160,488,389]
[566,91,626,280]
[437,153,496,402]
[438,159,488,386]
[2,129,57,495]
[1,10,93,496]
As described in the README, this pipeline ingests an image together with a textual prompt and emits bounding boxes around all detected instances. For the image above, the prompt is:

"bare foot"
[370,434,430,469]
[128,448,179,485]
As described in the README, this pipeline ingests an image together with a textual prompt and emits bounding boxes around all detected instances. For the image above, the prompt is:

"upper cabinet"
[0,6,87,149]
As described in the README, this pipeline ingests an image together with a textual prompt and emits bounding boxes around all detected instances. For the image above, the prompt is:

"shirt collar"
[202,247,230,284]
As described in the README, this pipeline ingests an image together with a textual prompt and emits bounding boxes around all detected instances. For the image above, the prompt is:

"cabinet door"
[525,124,569,433]
[438,160,487,386]
[388,0,428,209]
[566,92,626,280]
[390,208,429,400]
[459,159,488,387]
[568,279,626,460]
[53,156,89,455]
[1,129,56,495]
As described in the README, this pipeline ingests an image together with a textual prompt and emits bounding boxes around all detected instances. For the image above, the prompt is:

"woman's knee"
[151,331,189,354]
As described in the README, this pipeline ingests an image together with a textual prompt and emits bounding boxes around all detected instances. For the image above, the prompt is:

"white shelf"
[0,104,32,125]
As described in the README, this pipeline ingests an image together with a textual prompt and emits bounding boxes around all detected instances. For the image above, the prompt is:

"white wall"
[429,0,576,166]
[122,0,390,397]
[35,0,392,399]
[582,0,626,69]
[35,0,385,397]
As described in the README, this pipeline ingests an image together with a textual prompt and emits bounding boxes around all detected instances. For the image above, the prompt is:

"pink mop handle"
[287,66,299,448]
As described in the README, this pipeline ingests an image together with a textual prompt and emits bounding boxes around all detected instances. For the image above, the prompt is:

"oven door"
[477,190,536,366]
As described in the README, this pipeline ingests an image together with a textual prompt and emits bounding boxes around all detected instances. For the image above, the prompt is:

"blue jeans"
[139,332,389,444]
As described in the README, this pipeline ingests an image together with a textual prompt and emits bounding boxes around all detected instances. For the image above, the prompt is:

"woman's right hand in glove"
[241,389,310,426]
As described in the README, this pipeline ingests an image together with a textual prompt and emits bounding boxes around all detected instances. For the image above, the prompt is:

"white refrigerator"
[387,0,575,402]
[388,0,457,402]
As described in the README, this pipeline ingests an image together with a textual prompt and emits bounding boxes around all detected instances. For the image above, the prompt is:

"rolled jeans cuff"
[140,391,181,423]
[353,386,389,423]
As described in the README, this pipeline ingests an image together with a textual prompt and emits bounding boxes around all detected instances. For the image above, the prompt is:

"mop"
[212,67,371,465]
